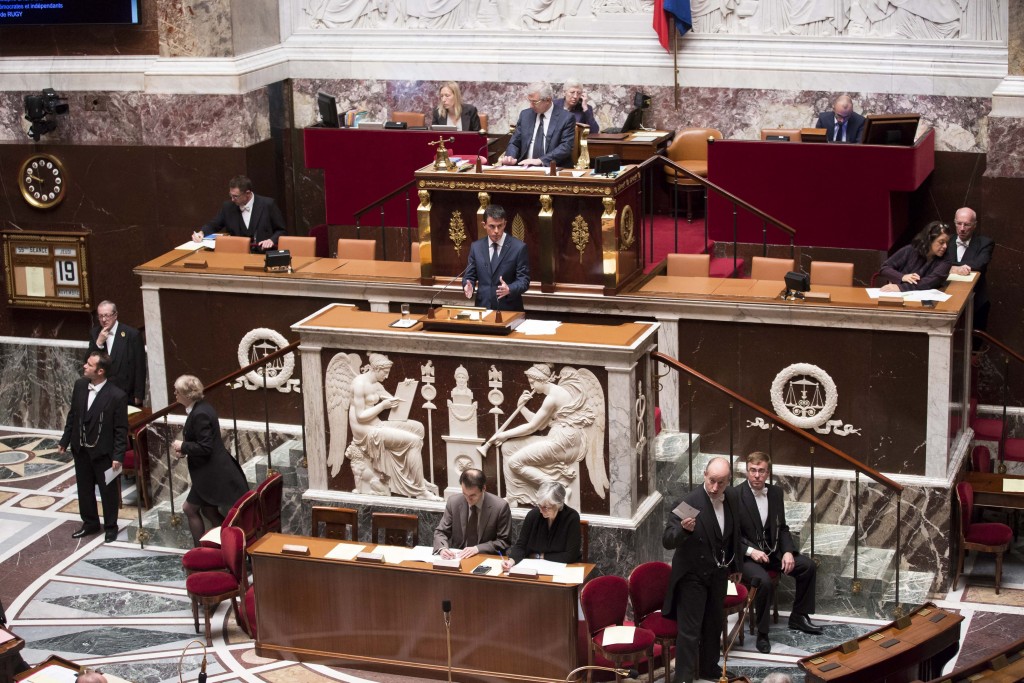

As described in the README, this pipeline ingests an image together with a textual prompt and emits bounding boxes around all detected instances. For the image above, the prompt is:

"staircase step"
[709,256,744,278]
[838,547,897,594]
[881,569,934,613]
[800,523,855,578]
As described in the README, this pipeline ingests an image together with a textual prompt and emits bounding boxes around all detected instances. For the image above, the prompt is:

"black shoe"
[789,613,823,635]
[72,526,100,539]
[756,633,771,653]
[104,529,118,543]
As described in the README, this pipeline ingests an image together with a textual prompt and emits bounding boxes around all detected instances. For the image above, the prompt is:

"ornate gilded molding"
[416,190,433,278]
[512,213,527,242]
[574,128,591,171]
[477,192,490,239]
[417,170,638,197]
[601,197,618,288]
[620,204,635,250]
[571,215,590,263]
[449,210,468,256]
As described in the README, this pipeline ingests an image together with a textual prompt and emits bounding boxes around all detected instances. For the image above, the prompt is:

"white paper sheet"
[199,526,221,546]
[727,581,738,596]
[602,625,636,645]
[1003,479,1024,493]
[514,558,567,575]
[552,566,586,584]
[515,320,562,336]
[865,288,951,302]
[324,543,365,561]
[378,545,415,564]
[104,466,119,485]
[174,240,207,251]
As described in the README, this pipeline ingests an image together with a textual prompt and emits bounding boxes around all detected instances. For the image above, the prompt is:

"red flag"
[653,0,693,52]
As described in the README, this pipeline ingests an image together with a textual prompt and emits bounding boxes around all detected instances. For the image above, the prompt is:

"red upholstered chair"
[255,472,283,536]
[186,526,248,646]
[969,397,1004,441]
[627,562,677,681]
[182,497,244,575]
[972,445,993,473]
[232,488,263,547]
[580,576,656,683]
[955,482,1013,594]
[745,572,780,635]
[241,585,257,639]
[722,580,749,649]
[123,427,150,508]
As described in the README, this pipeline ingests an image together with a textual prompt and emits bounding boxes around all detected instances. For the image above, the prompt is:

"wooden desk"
[916,635,1024,682]
[0,626,25,682]
[965,472,1024,511]
[588,131,673,163]
[799,603,962,683]
[249,533,592,682]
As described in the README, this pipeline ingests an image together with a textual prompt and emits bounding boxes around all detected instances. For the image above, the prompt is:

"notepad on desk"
[552,566,586,584]
[324,543,365,561]
[514,558,567,575]
[1003,479,1024,493]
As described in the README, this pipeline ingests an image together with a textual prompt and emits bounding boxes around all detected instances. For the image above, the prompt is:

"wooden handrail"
[353,180,416,222]
[639,154,797,238]
[975,330,1024,367]
[130,341,301,439]
[652,351,903,493]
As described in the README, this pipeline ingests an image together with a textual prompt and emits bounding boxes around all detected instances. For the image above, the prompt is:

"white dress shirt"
[240,194,254,229]
[87,380,107,411]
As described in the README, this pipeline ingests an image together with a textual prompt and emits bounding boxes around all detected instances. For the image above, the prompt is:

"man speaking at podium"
[462,204,530,311]
[499,81,576,168]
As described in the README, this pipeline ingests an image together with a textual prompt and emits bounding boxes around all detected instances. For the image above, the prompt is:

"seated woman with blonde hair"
[431,81,481,132]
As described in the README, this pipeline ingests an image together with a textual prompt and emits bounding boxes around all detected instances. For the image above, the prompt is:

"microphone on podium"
[564,665,638,681]
[721,577,761,683]
[428,267,469,318]
[441,599,453,683]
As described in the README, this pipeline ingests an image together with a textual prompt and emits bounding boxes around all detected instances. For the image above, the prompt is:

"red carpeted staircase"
[645,214,744,277]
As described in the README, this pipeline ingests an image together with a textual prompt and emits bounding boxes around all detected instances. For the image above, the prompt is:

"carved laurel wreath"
[449,210,467,256]
[769,363,838,429]
[237,327,295,389]
[571,215,589,263]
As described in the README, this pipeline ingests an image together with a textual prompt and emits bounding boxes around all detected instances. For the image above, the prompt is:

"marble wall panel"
[1010,0,1024,76]
[158,0,233,58]
[985,117,1024,178]
[296,79,993,154]
[0,340,85,431]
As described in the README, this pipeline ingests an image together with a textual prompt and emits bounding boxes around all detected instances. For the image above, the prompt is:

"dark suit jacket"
[815,110,865,143]
[880,244,951,291]
[463,234,531,311]
[945,234,994,307]
[553,98,599,134]
[181,400,249,508]
[729,483,796,560]
[433,490,511,554]
[430,103,481,132]
[505,105,577,166]
[662,485,741,620]
[60,378,128,463]
[87,322,146,405]
[202,194,287,248]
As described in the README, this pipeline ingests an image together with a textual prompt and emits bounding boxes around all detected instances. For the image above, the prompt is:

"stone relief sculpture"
[692,0,737,34]
[490,363,608,506]
[325,352,441,500]
[858,0,964,39]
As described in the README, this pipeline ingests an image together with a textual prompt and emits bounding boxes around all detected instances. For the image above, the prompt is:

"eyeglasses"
[527,98,547,105]
[954,222,975,227]
[98,313,116,319]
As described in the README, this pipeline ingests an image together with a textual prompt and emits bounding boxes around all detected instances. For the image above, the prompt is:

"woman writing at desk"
[879,221,953,292]
[503,481,581,569]
[431,81,481,132]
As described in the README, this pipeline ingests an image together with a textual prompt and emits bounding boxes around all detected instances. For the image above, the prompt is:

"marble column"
[141,284,168,411]
[607,362,638,519]
[299,343,328,491]
[655,316,680,431]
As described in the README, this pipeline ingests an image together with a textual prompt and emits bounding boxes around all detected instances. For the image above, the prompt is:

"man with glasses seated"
[191,175,286,251]
[728,451,820,655]
[87,300,146,407]
[945,206,994,336]
[553,79,600,134]
[498,81,577,168]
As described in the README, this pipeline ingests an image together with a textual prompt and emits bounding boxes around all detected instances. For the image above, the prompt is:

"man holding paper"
[663,457,741,683]
[59,351,128,544]
[434,468,511,559]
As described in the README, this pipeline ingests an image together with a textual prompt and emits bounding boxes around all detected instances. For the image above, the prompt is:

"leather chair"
[255,472,283,536]
[186,526,247,646]
[336,238,377,260]
[371,512,419,547]
[181,494,247,575]
[215,235,251,253]
[955,482,1013,594]
[627,562,677,681]
[580,575,656,682]
[663,128,723,222]
[723,581,749,649]
[666,253,710,277]
[277,236,316,257]
[810,261,854,287]
[410,241,421,264]
[478,113,488,133]
[311,506,359,541]
[392,111,426,128]
[760,128,802,142]
[750,256,795,281]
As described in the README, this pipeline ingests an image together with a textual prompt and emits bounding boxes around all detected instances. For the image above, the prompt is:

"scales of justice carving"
[324,353,609,507]
[748,363,861,437]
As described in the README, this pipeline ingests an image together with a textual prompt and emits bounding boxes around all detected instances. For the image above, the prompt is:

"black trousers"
[673,569,727,683]
[741,553,816,635]
[73,450,119,532]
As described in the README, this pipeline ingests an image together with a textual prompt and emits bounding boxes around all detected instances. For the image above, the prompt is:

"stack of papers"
[514,558,567,575]
[516,320,562,336]
[865,288,951,302]
[324,543,365,561]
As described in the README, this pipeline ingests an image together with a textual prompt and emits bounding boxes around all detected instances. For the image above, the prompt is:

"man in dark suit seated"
[499,81,577,168]
[946,206,994,335]
[663,457,741,683]
[59,351,129,544]
[191,175,286,251]
[815,94,865,143]
[433,468,512,559]
[728,451,820,655]
[462,204,530,311]
[87,300,146,407]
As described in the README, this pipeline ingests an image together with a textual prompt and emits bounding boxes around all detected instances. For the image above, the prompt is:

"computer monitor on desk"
[316,92,339,128]
[862,113,921,146]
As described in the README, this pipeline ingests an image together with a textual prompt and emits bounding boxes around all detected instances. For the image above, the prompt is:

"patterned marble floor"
[3,432,1024,683]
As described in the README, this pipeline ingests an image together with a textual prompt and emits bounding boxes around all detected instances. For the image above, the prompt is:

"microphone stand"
[442,600,453,683]
[428,266,469,318]
[721,578,760,683]
[177,639,207,683]
[564,665,633,681]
